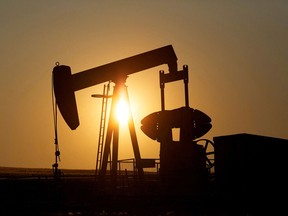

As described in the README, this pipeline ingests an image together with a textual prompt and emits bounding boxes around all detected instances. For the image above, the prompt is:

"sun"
[115,97,130,125]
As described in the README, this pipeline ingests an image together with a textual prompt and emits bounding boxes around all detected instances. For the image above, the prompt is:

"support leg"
[125,87,144,178]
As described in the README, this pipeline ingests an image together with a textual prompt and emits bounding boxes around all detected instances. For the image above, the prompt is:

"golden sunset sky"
[0,1,287,169]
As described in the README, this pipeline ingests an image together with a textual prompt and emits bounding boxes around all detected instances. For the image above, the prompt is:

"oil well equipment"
[52,45,214,193]
[48,45,288,215]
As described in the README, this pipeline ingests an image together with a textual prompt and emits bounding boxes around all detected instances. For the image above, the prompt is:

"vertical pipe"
[159,70,165,111]
[183,65,189,107]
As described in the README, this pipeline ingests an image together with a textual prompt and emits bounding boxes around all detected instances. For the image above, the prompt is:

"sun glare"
[115,97,130,124]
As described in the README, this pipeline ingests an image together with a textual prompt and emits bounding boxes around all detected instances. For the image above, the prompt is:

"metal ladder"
[95,81,110,175]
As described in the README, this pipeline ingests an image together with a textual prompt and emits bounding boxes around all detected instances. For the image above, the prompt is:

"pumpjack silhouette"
[52,45,213,188]
[50,45,288,215]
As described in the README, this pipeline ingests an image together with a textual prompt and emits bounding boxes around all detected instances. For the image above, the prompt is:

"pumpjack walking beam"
[52,45,178,131]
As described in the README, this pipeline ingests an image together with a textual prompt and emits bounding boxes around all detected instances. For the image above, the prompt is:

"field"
[0,166,96,178]
[0,166,279,215]
[0,167,216,215]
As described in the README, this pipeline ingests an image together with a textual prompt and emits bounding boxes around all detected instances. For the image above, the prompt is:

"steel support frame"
[99,81,144,183]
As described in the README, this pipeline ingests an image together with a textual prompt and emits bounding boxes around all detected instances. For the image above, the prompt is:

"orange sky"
[0,1,287,169]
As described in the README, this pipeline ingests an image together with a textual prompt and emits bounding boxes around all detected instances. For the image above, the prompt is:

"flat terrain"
[0,167,278,215]
[0,167,216,215]
[0,166,95,178]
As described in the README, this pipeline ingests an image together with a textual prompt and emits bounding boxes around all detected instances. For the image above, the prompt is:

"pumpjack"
[52,45,214,188]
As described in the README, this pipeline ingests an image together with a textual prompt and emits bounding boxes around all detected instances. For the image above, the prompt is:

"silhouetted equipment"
[214,133,288,213]
[92,81,112,175]
[141,64,213,194]
[46,45,288,214]
[51,66,62,180]
[52,44,214,194]
[194,138,215,171]
[52,45,179,181]
[52,45,177,130]
[141,107,212,141]
[100,83,144,181]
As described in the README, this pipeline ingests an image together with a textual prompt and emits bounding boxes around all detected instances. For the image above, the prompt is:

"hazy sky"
[0,1,287,169]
